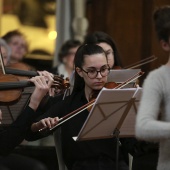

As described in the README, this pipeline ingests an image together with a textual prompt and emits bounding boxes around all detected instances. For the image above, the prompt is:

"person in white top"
[52,40,81,78]
[136,5,170,170]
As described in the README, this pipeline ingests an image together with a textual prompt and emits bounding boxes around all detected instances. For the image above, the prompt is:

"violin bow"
[39,71,144,132]
[0,46,6,74]
[124,55,157,69]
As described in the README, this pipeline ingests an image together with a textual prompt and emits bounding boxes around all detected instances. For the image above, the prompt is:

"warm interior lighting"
[48,31,57,40]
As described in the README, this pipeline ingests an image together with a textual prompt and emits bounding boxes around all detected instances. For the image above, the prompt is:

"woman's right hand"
[31,117,59,132]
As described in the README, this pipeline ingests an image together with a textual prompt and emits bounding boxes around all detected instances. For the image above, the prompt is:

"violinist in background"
[0,72,53,170]
[25,44,129,170]
[51,40,81,94]
[136,5,170,170]
[2,30,33,70]
[84,31,122,69]
[52,39,81,78]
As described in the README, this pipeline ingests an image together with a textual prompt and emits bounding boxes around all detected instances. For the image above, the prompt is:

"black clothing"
[132,152,158,170]
[0,154,48,170]
[121,138,159,170]
[0,106,48,170]
[0,163,9,170]
[0,106,39,156]
[71,158,128,170]
[26,89,128,170]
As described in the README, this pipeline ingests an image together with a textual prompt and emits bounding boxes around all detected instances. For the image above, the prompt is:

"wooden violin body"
[0,74,27,103]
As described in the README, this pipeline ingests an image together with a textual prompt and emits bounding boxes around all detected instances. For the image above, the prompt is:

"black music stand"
[0,87,33,125]
[73,87,142,170]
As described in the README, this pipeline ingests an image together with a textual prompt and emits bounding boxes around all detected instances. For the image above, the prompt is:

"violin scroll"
[53,75,70,90]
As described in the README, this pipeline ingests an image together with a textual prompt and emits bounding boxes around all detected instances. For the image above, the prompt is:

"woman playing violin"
[25,44,128,170]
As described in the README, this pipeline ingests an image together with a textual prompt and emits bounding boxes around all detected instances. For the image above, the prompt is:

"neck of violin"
[0,80,34,90]
[89,90,100,101]
[5,67,38,77]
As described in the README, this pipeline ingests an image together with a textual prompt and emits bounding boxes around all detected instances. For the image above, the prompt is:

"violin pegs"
[60,74,64,78]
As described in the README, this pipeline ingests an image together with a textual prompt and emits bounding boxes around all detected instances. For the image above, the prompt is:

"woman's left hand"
[38,71,56,97]
[29,71,54,111]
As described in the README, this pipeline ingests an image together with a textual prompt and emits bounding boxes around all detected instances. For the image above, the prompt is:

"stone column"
[72,0,88,42]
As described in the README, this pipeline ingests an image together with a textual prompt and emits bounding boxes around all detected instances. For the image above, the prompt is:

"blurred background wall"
[86,0,170,75]
[0,0,170,75]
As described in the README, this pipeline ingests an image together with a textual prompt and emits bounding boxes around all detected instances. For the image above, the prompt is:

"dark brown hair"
[153,6,170,42]
[2,30,28,52]
[84,31,122,68]
[58,40,81,63]
[72,44,107,93]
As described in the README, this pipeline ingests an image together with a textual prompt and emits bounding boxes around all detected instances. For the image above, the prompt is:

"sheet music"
[107,69,141,88]
[74,87,142,141]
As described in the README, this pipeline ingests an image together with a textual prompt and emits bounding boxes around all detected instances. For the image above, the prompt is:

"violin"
[0,53,70,103]
[39,71,144,132]
[0,73,70,104]
[2,62,70,91]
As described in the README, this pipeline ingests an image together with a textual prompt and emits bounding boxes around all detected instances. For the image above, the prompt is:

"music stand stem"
[113,128,120,170]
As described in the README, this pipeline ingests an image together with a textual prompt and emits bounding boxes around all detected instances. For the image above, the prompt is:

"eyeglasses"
[81,65,110,79]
